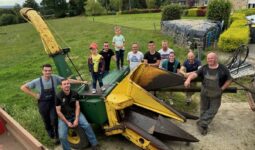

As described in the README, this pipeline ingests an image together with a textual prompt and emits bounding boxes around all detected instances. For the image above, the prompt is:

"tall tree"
[69,0,85,16]
[22,0,40,10]
[41,0,67,18]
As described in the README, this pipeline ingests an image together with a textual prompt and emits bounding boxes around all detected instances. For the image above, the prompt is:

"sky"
[0,0,42,6]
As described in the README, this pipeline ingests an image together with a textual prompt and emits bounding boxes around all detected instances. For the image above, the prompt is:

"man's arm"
[73,101,80,127]
[184,72,198,87]
[20,84,39,99]
[56,106,73,128]
[221,79,232,91]
[68,79,87,84]
[150,60,160,67]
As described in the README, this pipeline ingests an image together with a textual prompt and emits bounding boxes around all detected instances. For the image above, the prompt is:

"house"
[199,0,248,10]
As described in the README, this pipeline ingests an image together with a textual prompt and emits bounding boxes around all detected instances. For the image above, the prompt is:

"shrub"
[197,8,207,16]
[120,9,160,14]
[0,14,18,26]
[218,12,249,52]
[207,0,232,29]
[237,8,255,16]
[161,4,181,21]
[187,8,198,17]
[230,13,246,23]
[218,26,249,52]
[85,0,106,16]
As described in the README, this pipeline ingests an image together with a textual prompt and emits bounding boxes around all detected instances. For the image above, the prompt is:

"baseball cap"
[89,42,98,49]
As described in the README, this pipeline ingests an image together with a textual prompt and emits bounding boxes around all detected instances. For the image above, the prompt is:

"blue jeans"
[58,113,98,150]
[91,72,103,89]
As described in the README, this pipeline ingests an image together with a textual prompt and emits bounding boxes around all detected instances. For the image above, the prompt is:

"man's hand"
[67,121,74,128]
[184,80,191,88]
[73,118,79,127]
[34,93,40,100]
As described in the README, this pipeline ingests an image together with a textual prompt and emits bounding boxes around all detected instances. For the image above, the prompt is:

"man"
[99,42,116,76]
[161,52,180,73]
[56,79,99,150]
[158,40,174,67]
[184,52,232,135]
[144,41,161,67]
[20,64,86,143]
[127,43,144,71]
[180,51,201,105]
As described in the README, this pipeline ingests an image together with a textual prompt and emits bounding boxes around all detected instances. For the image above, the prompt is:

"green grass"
[0,13,244,148]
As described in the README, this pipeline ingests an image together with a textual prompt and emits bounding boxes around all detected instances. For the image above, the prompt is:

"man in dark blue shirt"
[180,51,201,105]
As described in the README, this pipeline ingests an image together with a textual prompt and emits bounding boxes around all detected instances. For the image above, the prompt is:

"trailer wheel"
[67,126,89,149]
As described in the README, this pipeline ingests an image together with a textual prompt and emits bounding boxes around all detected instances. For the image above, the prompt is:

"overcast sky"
[0,0,70,6]
[0,0,42,6]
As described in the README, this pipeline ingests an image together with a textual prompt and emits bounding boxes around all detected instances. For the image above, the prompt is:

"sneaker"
[101,86,106,91]
[92,89,96,94]
[54,138,60,145]
[196,121,208,136]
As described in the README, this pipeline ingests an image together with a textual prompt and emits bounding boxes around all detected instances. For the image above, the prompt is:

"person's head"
[60,79,71,93]
[103,42,109,51]
[131,43,139,53]
[206,52,218,66]
[114,26,121,35]
[42,64,52,78]
[168,52,175,62]
[161,40,169,51]
[89,42,98,55]
[148,41,156,52]
[187,51,195,63]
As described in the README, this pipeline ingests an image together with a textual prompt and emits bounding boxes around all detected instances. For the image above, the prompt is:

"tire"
[68,126,89,149]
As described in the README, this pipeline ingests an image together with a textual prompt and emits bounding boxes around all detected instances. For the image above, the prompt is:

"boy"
[88,42,105,94]
[99,42,116,76]
[112,26,125,69]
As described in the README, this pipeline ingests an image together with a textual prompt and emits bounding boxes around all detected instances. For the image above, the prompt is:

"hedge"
[187,8,198,17]
[119,9,161,14]
[161,4,182,21]
[218,13,249,52]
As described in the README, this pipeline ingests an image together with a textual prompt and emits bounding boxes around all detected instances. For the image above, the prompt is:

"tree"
[146,0,156,9]
[13,4,25,23]
[41,0,67,18]
[85,0,106,16]
[109,0,123,12]
[22,0,39,10]
[69,0,85,16]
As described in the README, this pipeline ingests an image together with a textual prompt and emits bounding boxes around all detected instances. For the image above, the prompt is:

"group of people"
[20,26,233,150]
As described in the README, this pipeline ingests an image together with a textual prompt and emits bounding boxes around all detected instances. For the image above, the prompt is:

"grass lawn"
[0,13,245,148]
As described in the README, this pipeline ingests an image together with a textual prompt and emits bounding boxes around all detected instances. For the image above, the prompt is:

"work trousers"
[38,101,58,138]
[198,93,222,128]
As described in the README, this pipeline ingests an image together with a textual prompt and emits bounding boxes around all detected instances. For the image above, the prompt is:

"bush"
[207,0,232,29]
[218,12,249,52]
[197,8,207,16]
[0,14,18,26]
[85,0,106,16]
[218,26,249,52]
[161,4,181,21]
[187,8,198,17]
[120,9,160,14]
[237,8,255,16]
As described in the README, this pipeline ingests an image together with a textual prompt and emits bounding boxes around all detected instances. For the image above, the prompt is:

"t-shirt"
[56,90,79,119]
[99,49,114,71]
[127,51,144,70]
[196,64,232,87]
[158,48,174,68]
[92,54,103,72]
[144,51,161,64]
[183,59,201,73]
[26,74,63,94]
[112,34,125,51]
[167,61,181,73]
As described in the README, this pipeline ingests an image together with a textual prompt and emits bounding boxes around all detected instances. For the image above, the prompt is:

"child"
[112,26,125,69]
[88,42,105,94]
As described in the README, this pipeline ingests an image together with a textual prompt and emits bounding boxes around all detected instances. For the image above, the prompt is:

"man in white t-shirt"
[127,43,144,71]
[158,40,174,68]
